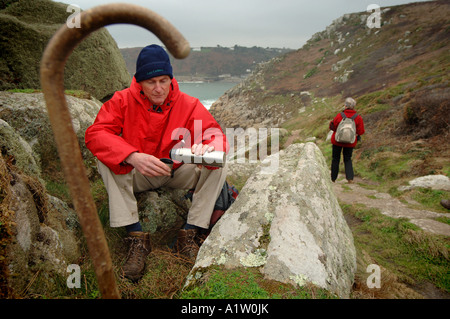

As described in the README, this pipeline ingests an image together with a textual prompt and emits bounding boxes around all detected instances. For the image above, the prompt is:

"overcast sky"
[55,0,430,49]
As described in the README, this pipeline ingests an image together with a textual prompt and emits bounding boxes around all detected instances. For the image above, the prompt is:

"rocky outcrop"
[137,188,191,246]
[0,119,80,297]
[210,1,450,130]
[398,174,450,192]
[187,143,357,298]
[5,171,81,296]
[0,0,131,100]
[0,91,101,178]
[209,60,292,130]
[0,91,104,296]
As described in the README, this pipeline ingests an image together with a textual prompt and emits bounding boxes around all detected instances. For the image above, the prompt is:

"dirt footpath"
[332,177,450,237]
[332,177,450,299]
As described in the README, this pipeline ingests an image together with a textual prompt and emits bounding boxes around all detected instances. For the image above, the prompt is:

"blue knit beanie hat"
[135,44,173,82]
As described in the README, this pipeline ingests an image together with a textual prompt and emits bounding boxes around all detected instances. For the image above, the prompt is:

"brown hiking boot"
[176,229,200,261]
[122,231,151,282]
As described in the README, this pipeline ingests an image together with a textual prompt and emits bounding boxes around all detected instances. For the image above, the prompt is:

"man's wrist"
[123,152,138,165]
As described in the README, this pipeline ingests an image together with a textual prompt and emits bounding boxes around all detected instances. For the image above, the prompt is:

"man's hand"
[191,144,214,169]
[125,152,171,177]
[191,143,214,156]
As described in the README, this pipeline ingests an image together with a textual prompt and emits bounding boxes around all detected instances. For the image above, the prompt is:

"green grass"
[410,188,450,214]
[34,242,337,299]
[6,88,41,93]
[44,180,71,204]
[181,268,271,299]
[303,66,319,79]
[7,88,91,99]
[356,152,414,182]
[179,267,336,299]
[436,216,450,226]
[342,204,450,293]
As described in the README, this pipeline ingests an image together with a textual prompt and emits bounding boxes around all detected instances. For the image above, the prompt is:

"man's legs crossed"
[98,160,227,230]
[98,160,227,265]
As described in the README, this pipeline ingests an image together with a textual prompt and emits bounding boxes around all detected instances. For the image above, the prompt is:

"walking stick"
[40,3,190,299]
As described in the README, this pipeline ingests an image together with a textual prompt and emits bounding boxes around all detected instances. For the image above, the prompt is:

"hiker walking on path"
[329,97,365,183]
[85,44,229,281]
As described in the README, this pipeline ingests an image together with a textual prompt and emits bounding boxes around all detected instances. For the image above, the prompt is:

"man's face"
[140,75,171,105]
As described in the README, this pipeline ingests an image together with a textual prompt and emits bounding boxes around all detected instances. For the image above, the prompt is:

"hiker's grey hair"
[344,97,356,109]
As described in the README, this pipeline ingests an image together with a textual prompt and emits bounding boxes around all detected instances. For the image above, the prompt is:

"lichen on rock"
[188,143,357,298]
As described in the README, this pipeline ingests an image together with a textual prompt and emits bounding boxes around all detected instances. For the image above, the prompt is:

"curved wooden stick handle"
[40,3,190,299]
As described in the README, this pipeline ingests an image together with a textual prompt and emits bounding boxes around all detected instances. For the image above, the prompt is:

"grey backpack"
[335,112,358,144]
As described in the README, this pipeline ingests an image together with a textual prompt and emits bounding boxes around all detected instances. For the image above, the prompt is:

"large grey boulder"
[0,91,101,177]
[187,143,357,298]
[398,174,450,192]
[0,0,131,100]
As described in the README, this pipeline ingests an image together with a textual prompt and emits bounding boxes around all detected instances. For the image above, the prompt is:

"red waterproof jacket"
[330,109,365,148]
[85,77,229,174]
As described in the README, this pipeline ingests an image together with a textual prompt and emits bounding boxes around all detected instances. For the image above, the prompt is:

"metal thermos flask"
[169,148,226,168]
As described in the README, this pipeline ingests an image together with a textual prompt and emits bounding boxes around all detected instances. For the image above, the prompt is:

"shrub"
[402,86,450,139]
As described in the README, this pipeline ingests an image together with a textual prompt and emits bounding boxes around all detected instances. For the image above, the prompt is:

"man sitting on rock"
[85,44,228,282]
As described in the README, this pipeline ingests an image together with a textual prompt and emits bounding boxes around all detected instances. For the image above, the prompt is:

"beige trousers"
[97,160,227,229]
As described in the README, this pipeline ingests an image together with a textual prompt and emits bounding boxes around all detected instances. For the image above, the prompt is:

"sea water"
[178,81,237,109]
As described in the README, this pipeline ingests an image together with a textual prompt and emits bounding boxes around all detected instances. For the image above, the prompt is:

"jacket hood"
[85,75,228,175]
[130,76,181,109]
